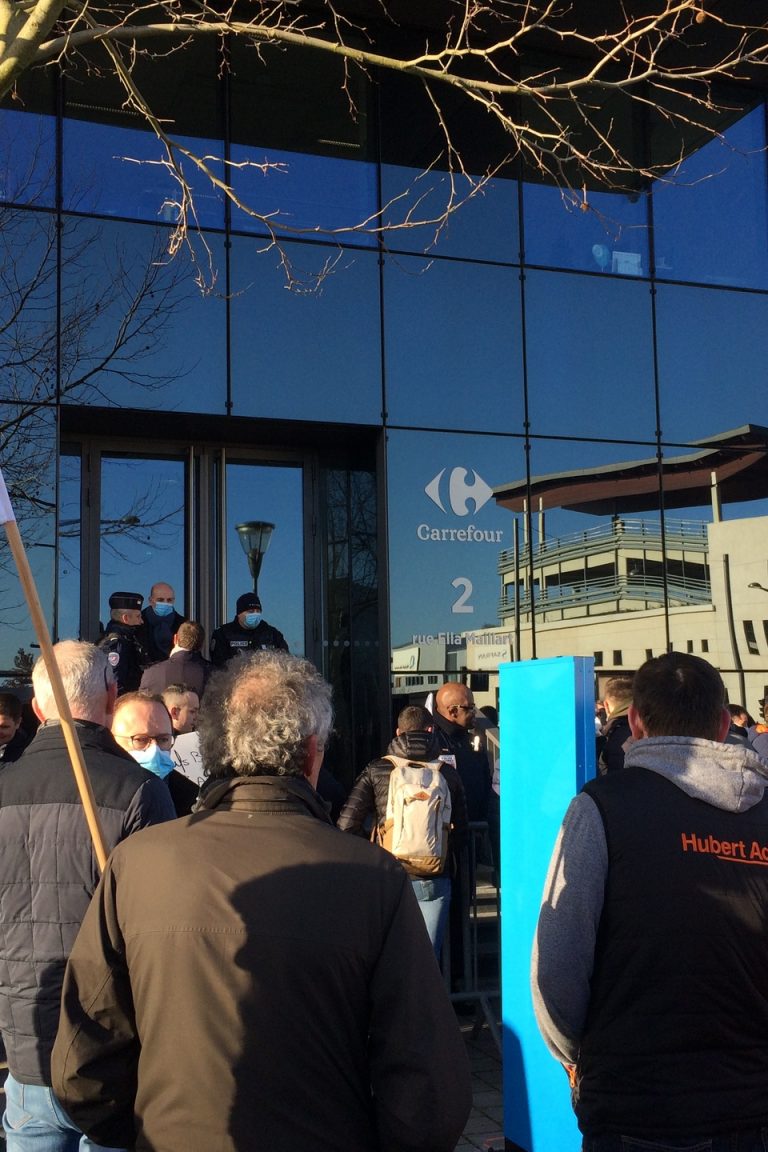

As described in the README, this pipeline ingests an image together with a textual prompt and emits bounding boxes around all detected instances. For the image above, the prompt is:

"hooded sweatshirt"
[532,736,768,1067]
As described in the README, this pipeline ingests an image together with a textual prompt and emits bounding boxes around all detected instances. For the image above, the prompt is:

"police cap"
[109,591,143,611]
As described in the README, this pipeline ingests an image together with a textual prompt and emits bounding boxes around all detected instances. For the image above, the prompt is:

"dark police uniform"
[97,592,150,695]
[209,594,289,668]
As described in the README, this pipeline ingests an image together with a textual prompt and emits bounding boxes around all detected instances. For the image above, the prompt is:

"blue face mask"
[244,612,262,629]
[130,745,175,779]
[152,602,174,618]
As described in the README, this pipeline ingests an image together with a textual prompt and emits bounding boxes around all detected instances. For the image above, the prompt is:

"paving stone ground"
[456,1009,504,1152]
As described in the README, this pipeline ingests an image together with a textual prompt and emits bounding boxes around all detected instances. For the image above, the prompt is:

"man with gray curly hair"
[53,651,472,1152]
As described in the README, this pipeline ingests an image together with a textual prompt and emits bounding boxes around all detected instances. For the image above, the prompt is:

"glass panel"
[523,183,649,275]
[224,462,304,657]
[323,467,380,786]
[99,456,186,629]
[58,453,82,642]
[524,270,656,441]
[387,432,523,684]
[652,103,768,289]
[230,147,377,244]
[229,40,375,243]
[381,166,519,262]
[655,284,768,443]
[59,218,227,414]
[230,241,381,423]
[384,256,523,433]
[63,38,224,226]
[0,109,56,207]
[63,118,226,227]
[0,403,56,674]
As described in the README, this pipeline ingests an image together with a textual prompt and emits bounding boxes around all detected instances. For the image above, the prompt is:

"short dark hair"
[0,693,22,721]
[632,653,725,740]
[603,676,633,705]
[397,705,432,733]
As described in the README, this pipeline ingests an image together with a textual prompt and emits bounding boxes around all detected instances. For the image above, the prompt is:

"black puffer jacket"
[337,730,469,868]
[0,720,176,1084]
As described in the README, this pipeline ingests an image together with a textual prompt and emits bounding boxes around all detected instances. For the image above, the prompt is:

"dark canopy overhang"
[493,425,768,516]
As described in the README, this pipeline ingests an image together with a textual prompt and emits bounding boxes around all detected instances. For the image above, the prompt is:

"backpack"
[376,757,452,877]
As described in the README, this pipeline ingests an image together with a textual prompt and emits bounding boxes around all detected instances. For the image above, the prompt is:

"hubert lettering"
[680,832,768,864]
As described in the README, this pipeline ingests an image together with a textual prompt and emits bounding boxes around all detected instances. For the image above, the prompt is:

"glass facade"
[2,49,768,783]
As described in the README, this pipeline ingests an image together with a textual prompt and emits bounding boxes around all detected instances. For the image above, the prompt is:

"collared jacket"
[209,617,289,667]
[97,620,150,694]
[53,773,472,1152]
[141,606,186,664]
[0,720,176,1084]
[139,647,212,697]
[432,710,491,823]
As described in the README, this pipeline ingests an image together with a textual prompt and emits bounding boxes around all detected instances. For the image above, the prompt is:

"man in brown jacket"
[53,651,472,1152]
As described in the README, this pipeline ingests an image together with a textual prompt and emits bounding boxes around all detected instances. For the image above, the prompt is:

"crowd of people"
[0,580,498,1151]
[6,574,768,1151]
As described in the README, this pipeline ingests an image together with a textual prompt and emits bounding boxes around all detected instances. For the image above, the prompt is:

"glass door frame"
[62,436,322,669]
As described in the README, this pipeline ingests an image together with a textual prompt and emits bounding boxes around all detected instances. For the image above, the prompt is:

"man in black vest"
[533,652,768,1151]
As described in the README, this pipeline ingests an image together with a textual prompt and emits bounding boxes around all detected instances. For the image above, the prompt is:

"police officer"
[97,592,150,695]
[209,593,289,667]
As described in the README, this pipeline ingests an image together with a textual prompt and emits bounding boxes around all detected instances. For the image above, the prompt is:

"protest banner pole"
[0,469,108,872]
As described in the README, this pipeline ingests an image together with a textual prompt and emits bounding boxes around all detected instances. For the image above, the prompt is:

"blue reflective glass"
[63,119,225,228]
[384,255,523,433]
[381,166,519,262]
[0,402,55,670]
[524,270,656,441]
[524,182,649,275]
[656,283,768,442]
[653,104,768,289]
[0,109,55,207]
[59,218,226,413]
[99,456,185,621]
[230,239,381,423]
[387,430,524,651]
[230,146,377,245]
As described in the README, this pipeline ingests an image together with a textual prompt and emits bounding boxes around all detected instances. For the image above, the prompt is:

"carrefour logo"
[417,467,502,546]
[424,467,494,516]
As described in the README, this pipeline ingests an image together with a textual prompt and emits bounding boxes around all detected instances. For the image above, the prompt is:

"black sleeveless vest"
[577,764,768,1138]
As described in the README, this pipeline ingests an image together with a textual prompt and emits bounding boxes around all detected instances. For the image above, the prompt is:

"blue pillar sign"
[499,656,595,1152]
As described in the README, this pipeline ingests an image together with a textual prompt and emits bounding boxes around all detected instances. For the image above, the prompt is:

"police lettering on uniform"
[97,592,150,695]
[209,593,288,668]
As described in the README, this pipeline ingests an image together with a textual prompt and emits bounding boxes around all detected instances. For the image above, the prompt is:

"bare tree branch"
[1,1,767,289]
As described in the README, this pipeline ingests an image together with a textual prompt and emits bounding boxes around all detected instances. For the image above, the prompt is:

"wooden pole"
[0,476,108,872]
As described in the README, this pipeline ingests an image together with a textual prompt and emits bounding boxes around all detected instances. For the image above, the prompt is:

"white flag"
[0,466,16,525]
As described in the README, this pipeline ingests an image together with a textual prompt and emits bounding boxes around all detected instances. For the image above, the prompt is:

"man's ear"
[302,734,323,788]
[628,704,647,740]
[104,680,118,722]
[717,706,731,743]
[31,697,45,723]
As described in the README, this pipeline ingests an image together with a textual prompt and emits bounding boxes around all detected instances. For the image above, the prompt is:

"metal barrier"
[446,821,501,1051]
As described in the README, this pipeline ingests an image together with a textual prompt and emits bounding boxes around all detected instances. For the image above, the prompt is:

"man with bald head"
[433,682,491,824]
[142,581,185,664]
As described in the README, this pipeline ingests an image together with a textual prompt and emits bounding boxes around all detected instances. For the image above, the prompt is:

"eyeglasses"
[125,733,175,751]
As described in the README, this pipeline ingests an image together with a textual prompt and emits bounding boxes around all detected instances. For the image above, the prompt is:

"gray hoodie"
[531,736,768,1065]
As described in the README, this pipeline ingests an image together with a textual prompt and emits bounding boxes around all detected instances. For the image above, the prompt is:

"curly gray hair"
[198,650,333,779]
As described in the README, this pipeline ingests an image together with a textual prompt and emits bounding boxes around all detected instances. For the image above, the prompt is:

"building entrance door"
[58,442,310,661]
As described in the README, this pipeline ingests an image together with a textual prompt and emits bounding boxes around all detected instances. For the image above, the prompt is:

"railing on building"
[498,518,711,621]
[498,517,709,572]
[500,572,712,617]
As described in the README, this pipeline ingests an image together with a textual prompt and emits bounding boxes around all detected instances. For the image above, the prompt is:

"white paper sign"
[171,731,205,786]
[0,467,16,525]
